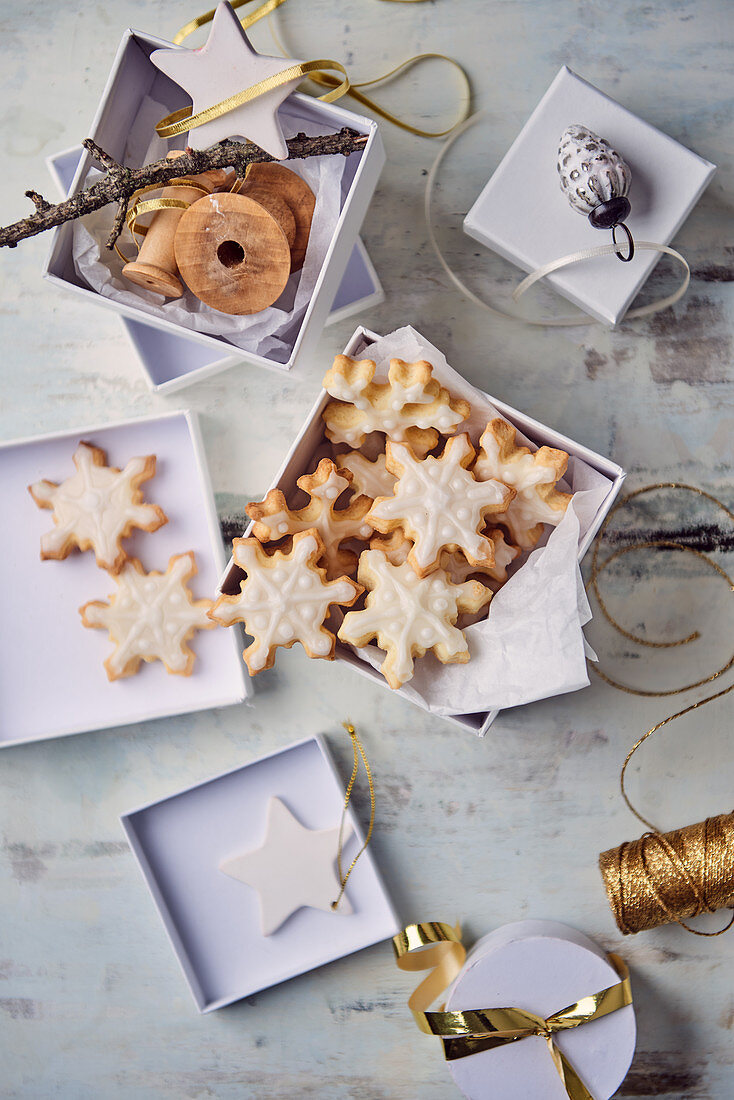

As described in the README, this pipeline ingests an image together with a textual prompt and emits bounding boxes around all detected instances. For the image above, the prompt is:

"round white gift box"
[444,920,636,1100]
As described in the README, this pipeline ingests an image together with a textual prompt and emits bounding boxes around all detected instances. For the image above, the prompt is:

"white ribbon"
[426,112,691,327]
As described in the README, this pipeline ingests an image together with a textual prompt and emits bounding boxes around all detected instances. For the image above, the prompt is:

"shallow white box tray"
[46,147,384,394]
[121,735,399,1012]
[42,28,385,374]
[220,326,625,737]
[464,66,715,326]
[0,410,248,748]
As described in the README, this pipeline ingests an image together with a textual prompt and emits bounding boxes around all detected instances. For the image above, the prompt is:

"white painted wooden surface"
[1,2,732,1097]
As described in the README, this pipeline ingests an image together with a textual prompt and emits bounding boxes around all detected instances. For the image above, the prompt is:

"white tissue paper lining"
[72,96,346,362]
[335,327,613,716]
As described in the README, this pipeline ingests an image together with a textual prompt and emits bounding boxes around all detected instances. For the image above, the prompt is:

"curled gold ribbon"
[305,54,471,139]
[169,0,470,140]
[112,179,209,262]
[393,922,632,1100]
[155,59,350,140]
[174,0,287,45]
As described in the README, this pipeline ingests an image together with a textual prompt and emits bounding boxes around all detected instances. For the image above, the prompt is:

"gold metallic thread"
[392,922,632,1100]
[590,483,734,936]
[587,483,733,696]
[331,723,375,911]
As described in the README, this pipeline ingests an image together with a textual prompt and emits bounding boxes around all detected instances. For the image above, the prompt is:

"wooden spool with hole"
[240,163,315,271]
[122,153,235,298]
[173,191,293,315]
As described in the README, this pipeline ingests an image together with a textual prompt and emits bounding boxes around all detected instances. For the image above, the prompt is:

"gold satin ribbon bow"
[393,922,633,1100]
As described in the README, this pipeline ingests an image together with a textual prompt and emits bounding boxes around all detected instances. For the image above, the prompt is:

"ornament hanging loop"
[611,222,634,263]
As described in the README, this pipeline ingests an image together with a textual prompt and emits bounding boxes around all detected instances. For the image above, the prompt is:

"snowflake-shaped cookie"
[322,356,470,454]
[29,441,167,573]
[79,552,214,680]
[335,451,397,501]
[338,550,491,688]
[209,529,362,674]
[246,459,374,579]
[441,528,521,589]
[370,527,520,590]
[472,419,572,548]
[367,434,515,576]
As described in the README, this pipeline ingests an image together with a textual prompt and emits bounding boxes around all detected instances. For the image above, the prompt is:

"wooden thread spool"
[238,163,315,272]
[122,151,234,298]
[174,191,292,315]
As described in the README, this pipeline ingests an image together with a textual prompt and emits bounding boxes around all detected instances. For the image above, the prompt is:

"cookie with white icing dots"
[322,355,470,455]
[367,434,515,577]
[335,451,397,501]
[472,419,572,548]
[29,441,167,573]
[209,529,362,675]
[338,549,492,689]
[246,458,374,579]
[79,552,214,680]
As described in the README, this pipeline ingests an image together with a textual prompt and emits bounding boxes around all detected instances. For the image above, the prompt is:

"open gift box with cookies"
[42,3,384,375]
[218,325,625,734]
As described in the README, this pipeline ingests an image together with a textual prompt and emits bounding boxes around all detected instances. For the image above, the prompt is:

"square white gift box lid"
[0,410,248,747]
[464,66,715,326]
[121,735,400,1011]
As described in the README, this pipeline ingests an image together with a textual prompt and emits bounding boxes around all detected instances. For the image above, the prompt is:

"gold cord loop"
[331,723,375,911]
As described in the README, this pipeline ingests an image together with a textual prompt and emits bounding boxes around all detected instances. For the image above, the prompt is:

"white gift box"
[464,66,716,326]
[219,325,625,736]
[0,410,248,748]
[121,735,399,1012]
[42,28,385,376]
[445,921,636,1100]
[46,146,383,393]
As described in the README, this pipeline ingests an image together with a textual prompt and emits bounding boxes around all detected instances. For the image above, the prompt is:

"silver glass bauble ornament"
[557,124,634,260]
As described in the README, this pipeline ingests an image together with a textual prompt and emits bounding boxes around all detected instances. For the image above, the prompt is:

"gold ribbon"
[112,179,209,262]
[155,59,350,139]
[174,0,287,45]
[167,0,470,140]
[393,922,632,1100]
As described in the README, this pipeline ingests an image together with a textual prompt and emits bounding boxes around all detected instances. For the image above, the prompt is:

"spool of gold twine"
[600,809,734,936]
[590,484,734,936]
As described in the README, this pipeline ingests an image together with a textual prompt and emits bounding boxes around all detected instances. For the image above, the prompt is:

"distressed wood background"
[0,1,732,1097]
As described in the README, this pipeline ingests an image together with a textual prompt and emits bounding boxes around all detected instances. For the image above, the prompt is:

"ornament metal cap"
[558,124,635,261]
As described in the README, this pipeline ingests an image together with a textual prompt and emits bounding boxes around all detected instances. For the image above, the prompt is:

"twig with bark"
[0,128,367,250]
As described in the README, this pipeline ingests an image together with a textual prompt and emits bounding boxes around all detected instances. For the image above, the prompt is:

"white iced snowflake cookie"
[29,441,167,574]
[209,529,362,674]
[79,552,214,680]
[369,528,413,565]
[472,419,572,548]
[335,451,397,501]
[322,356,470,455]
[338,550,491,689]
[440,528,521,589]
[367,434,515,577]
[246,458,374,579]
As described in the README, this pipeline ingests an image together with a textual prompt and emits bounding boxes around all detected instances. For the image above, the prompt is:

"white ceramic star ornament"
[151,1,305,158]
[219,797,354,935]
